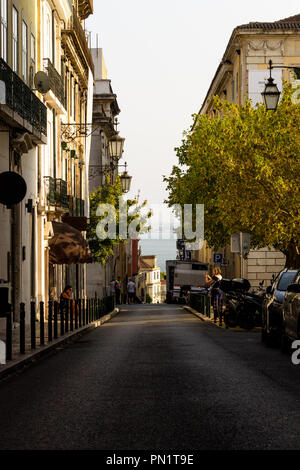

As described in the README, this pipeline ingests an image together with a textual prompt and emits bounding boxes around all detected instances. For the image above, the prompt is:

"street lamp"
[99,161,132,194]
[109,134,125,159]
[119,162,132,193]
[261,60,281,111]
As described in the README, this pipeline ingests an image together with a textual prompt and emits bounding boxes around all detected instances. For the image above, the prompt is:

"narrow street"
[0,305,300,450]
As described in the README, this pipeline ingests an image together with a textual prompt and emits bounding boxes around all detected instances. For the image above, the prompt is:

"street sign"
[230,232,251,254]
[241,233,251,254]
[214,253,223,264]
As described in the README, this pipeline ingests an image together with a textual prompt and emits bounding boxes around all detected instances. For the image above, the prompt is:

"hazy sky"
[86,1,300,207]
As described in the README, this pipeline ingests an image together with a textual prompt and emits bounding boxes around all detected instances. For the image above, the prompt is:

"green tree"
[87,177,152,264]
[164,84,300,268]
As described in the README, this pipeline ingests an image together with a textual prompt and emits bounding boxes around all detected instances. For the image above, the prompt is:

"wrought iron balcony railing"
[68,195,85,216]
[44,176,55,206]
[0,58,47,136]
[56,179,69,208]
[44,177,69,209]
[43,59,66,108]
[76,198,85,216]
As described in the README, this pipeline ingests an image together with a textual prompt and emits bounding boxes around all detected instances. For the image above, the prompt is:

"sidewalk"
[183,305,261,332]
[0,307,120,380]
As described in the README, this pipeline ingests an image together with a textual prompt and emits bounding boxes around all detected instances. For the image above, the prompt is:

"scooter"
[221,278,260,330]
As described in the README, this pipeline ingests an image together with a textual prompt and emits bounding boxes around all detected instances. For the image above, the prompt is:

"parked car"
[261,269,298,346]
[280,274,300,351]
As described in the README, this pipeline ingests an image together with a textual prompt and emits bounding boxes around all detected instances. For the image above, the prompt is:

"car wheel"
[265,331,276,348]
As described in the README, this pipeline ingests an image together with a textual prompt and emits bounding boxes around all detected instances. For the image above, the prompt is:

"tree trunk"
[283,241,300,269]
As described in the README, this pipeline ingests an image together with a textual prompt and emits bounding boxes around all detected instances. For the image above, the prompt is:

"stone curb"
[0,307,120,381]
[183,305,261,332]
[183,305,211,322]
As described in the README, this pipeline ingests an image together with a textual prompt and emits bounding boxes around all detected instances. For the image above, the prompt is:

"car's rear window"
[277,271,297,291]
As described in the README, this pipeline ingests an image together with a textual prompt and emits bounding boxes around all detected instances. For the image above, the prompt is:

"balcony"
[44,177,68,209]
[43,59,66,110]
[76,198,85,216]
[68,195,85,216]
[62,8,94,78]
[0,58,47,140]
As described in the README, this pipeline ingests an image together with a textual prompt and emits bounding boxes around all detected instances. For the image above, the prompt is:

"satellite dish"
[0,171,27,205]
[34,71,50,94]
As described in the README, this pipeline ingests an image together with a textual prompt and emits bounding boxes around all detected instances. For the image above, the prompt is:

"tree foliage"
[87,177,152,264]
[164,84,300,268]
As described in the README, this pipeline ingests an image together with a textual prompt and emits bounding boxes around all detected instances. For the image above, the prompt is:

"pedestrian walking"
[205,268,224,326]
[115,279,121,304]
[127,278,136,304]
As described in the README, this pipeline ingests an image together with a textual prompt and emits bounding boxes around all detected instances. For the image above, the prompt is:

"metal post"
[30,301,36,349]
[60,301,64,336]
[40,301,44,345]
[79,299,82,328]
[82,299,85,326]
[75,300,78,329]
[48,300,53,343]
[53,301,58,339]
[20,303,25,354]
[6,305,12,361]
[65,300,69,333]
[70,300,74,331]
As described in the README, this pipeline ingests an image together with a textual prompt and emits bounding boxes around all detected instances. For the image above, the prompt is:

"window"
[12,6,18,72]
[22,21,28,82]
[1,0,7,61]
[231,79,235,101]
[69,74,73,117]
[30,34,35,70]
[277,271,297,291]
[74,81,77,119]
[64,67,68,109]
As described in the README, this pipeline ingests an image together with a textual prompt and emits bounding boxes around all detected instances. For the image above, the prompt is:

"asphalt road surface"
[1,304,300,450]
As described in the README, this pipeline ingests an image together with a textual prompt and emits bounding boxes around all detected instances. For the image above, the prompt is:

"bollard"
[5,305,12,362]
[86,299,89,324]
[70,300,74,332]
[60,302,64,336]
[20,303,25,354]
[30,301,36,350]
[48,301,53,343]
[75,300,78,329]
[79,299,82,328]
[53,302,58,339]
[40,301,45,346]
[65,300,69,333]
[82,299,86,326]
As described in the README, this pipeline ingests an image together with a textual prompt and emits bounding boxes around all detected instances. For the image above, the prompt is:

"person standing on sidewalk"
[205,268,224,326]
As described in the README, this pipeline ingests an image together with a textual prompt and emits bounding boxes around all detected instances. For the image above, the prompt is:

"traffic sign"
[214,253,223,264]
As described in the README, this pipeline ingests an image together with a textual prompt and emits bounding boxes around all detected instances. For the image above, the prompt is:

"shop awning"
[49,221,93,265]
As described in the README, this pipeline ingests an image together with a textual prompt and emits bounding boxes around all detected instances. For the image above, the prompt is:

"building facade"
[0,0,94,321]
[86,47,128,299]
[137,255,161,303]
